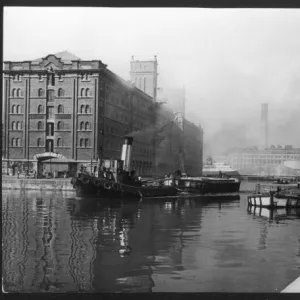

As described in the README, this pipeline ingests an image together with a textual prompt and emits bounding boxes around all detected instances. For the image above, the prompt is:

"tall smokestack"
[121,137,133,172]
[261,103,269,149]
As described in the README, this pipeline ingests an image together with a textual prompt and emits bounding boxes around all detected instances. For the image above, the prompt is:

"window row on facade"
[11,138,21,146]
[35,104,65,114]
[36,138,65,147]
[79,105,92,114]
[11,88,23,97]
[80,88,91,97]
[132,160,152,166]
[37,88,65,98]
[79,139,91,147]
[105,124,128,136]
[11,121,22,130]
[11,105,22,113]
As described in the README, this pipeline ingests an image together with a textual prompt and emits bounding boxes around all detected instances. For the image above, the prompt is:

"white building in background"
[226,145,300,175]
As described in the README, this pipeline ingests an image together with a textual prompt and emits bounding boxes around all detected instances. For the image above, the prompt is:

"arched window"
[11,138,15,146]
[80,121,84,130]
[85,122,90,130]
[17,89,22,97]
[12,89,16,97]
[38,105,43,114]
[57,121,63,130]
[85,88,90,97]
[38,88,44,97]
[57,138,62,147]
[80,105,85,113]
[144,78,146,92]
[37,138,41,147]
[12,105,16,113]
[17,122,21,130]
[80,138,84,147]
[58,88,64,97]
[16,138,20,146]
[85,105,90,114]
[80,88,85,97]
[38,121,43,130]
[12,122,16,130]
[17,105,21,114]
[85,139,90,147]
[58,105,64,113]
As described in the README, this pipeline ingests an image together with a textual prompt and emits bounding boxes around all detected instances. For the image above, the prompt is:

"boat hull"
[71,175,178,199]
[247,194,300,208]
[164,177,241,194]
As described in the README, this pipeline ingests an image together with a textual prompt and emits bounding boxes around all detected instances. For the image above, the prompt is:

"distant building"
[226,145,300,175]
[130,56,158,100]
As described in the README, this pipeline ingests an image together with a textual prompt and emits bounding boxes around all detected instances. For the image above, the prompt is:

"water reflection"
[248,205,300,223]
[2,190,300,293]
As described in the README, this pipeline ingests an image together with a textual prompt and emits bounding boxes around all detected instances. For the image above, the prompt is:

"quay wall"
[2,177,75,191]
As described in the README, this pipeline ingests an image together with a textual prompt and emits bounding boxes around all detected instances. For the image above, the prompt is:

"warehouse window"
[12,89,16,97]
[12,122,16,130]
[80,138,84,147]
[11,138,15,146]
[80,104,85,113]
[86,88,90,97]
[16,138,21,146]
[80,121,84,130]
[85,139,90,147]
[37,138,42,147]
[80,88,85,97]
[57,105,64,113]
[17,122,22,130]
[85,105,91,113]
[85,122,90,130]
[57,138,62,147]
[47,90,55,102]
[57,121,63,130]
[58,88,64,97]
[38,88,44,97]
[38,121,43,130]
[17,105,21,114]
[38,105,43,114]
[11,105,16,113]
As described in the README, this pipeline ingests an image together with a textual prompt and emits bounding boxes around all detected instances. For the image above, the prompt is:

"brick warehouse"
[2,51,203,177]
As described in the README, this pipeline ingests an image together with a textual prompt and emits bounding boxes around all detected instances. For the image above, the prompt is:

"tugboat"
[71,137,178,198]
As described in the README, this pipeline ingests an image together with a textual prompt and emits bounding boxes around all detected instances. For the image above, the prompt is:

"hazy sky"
[4,7,300,154]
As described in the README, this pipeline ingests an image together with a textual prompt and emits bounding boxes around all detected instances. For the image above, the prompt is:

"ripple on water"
[2,189,300,292]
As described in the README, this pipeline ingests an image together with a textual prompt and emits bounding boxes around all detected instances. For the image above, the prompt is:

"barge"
[164,176,241,194]
[247,183,300,208]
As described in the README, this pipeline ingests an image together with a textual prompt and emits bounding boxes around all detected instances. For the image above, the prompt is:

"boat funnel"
[121,136,133,172]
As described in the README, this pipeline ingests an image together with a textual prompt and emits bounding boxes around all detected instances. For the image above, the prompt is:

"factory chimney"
[260,103,269,149]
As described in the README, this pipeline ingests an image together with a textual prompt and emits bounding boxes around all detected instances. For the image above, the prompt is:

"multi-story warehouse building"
[2,51,203,177]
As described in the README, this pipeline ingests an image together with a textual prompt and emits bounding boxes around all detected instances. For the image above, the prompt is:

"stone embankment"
[2,176,74,191]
